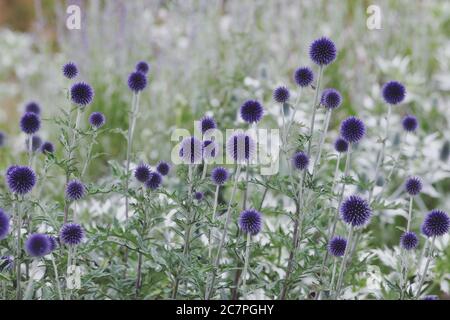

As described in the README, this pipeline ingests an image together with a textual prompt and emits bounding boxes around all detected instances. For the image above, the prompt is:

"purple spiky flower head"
[199,116,217,135]
[405,176,422,196]
[292,151,309,171]
[340,116,366,144]
[203,140,218,160]
[334,137,349,153]
[211,167,229,186]
[402,114,418,132]
[239,209,263,235]
[423,295,439,300]
[145,172,162,190]
[25,233,51,257]
[226,132,256,163]
[179,136,203,164]
[60,223,84,246]
[89,112,106,129]
[0,131,5,147]
[65,180,86,201]
[273,86,290,104]
[0,256,14,272]
[136,61,150,74]
[20,112,41,135]
[128,71,147,92]
[6,166,36,195]
[25,101,41,115]
[400,231,418,250]
[156,161,170,176]
[26,135,42,152]
[46,235,58,253]
[41,141,55,154]
[71,82,94,106]
[194,191,204,201]
[321,88,342,110]
[340,195,372,228]
[382,81,405,105]
[134,163,151,183]
[309,37,337,66]
[63,62,78,79]
[0,209,10,240]
[328,236,347,257]
[240,100,264,124]
[420,222,432,238]
[422,209,450,237]
[294,67,314,87]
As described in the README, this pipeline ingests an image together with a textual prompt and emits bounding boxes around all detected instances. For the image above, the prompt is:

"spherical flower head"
[46,236,58,253]
[273,86,290,104]
[20,112,41,135]
[294,67,314,87]
[127,71,147,92]
[134,163,151,183]
[240,100,264,124]
[321,88,342,110]
[26,135,42,152]
[179,136,203,164]
[0,256,14,272]
[423,209,450,237]
[6,166,36,195]
[71,82,94,106]
[423,295,439,300]
[136,61,150,74]
[63,62,78,79]
[0,209,11,240]
[402,114,418,132]
[382,81,405,105]
[226,132,256,163]
[89,112,106,129]
[211,167,229,186]
[65,180,86,201]
[25,101,41,115]
[405,176,423,196]
[145,172,162,190]
[420,222,432,238]
[334,137,349,153]
[309,37,337,66]
[239,209,263,235]
[60,223,84,246]
[156,161,170,176]
[340,116,366,144]
[25,233,50,257]
[340,195,372,228]
[328,236,347,257]
[200,116,217,135]
[194,191,204,201]
[203,140,218,160]
[0,131,4,147]
[41,141,55,154]
[400,231,418,250]
[291,151,309,171]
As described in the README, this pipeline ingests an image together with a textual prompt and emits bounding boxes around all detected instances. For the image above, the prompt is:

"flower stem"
[335,226,354,299]
[81,130,97,178]
[15,199,22,300]
[240,233,252,299]
[407,196,413,232]
[306,65,324,156]
[125,92,139,221]
[208,185,220,260]
[415,236,436,299]
[312,109,332,176]
[51,255,63,300]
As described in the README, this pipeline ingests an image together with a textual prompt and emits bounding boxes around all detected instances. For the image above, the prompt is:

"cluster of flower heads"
[127,60,150,92]
[134,161,170,190]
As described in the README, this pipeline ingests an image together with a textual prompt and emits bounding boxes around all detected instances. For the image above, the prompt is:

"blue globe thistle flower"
[422,209,450,237]
[340,195,372,228]
[291,151,309,171]
[340,116,366,144]
[273,86,290,104]
[328,236,347,257]
[0,256,14,272]
[199,116,217,135]
[65,180,86,201]
[226,132,256,163]
[0,131,4,147]
[25,101,41,115]
[194,191,204,201]
[238,209,263,235]
[211,167,229,186]
[402,114,418,132]
[20,112,41,135]
[0,209,10,240]
[156,161,170,176]
[89,112,106,129]
[26,135,42,152]
[25,233,51,257]
[41,141,55,154]
[136,61,150,74]
[203,140,218,160]
[294,67,314,87]
[423,295,439,300]
[60,223,84,246]
[400,231,418,250]
[145,172,162,190]
[334,137,349,153]
[309,37,337,66]
[6,166,36,195]
[382,81,406,105]
[405,176,423,196]
[240,100,264,124]
[71,82,94,106]
[180,136,203,164]
[420,222,432,238]
[321,88,342,110]
[62,62,78,79]
[46,236,58,253]
[127,71,147,92]
[134,163,151,183]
